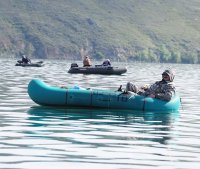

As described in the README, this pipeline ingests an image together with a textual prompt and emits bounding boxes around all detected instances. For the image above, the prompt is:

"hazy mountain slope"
[0,0,199,63]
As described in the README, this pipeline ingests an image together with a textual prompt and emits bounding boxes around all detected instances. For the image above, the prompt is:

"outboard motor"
[71,63,78,68]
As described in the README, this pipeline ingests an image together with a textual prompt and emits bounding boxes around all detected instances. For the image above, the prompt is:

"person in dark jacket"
[102,59,111,66]
[120,69,175,101]
[21,54,31,64]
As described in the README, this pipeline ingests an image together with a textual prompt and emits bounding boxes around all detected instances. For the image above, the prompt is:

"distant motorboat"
[68,63,127,75]
[15,61,44,67]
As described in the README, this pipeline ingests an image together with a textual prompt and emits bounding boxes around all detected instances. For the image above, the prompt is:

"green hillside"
[0,0,200,63]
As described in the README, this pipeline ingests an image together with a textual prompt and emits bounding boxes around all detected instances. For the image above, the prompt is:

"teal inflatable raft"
[28,79,181,111]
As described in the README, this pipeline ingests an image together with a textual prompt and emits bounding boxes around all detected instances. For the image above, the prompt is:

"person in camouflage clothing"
[123,69,175,101]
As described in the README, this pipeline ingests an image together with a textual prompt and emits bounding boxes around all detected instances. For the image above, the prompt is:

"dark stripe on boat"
[90,90,93,107]
[143,98,146,111]
[65,90,68,105]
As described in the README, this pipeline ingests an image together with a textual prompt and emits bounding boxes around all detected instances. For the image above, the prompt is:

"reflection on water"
[27,107,180,145]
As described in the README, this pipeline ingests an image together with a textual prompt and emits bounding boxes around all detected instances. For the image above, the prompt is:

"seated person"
[21,54,31,64]
[102,59,111,66]
[83,55,92,67]
[119,69,175,101]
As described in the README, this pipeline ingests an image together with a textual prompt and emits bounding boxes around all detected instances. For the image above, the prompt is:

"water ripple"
[0,59,200,168]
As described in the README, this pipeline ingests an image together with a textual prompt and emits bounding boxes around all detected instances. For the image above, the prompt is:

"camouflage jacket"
[140,80,175,101]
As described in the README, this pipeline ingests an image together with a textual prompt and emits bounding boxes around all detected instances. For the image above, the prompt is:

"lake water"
[0,59,200,169]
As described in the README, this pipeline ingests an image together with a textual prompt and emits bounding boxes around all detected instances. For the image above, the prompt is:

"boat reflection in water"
[27,106,180,145]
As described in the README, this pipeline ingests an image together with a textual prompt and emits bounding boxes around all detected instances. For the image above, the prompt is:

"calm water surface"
[0,59,200,169]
